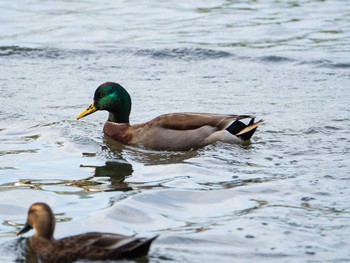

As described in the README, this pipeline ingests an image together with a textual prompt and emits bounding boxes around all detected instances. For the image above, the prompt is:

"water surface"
[0,0,349,262]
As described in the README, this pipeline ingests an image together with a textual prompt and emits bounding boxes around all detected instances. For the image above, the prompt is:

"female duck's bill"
[76,82,264,151]
[17,202,158,262]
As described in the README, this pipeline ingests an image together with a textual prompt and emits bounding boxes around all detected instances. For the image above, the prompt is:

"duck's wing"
[150,112,253,130]
[150,112,264,140]
[57,233,157,260]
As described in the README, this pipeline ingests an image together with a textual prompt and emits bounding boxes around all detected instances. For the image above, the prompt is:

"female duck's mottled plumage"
[17,203,157,263]
[77,82,263,151]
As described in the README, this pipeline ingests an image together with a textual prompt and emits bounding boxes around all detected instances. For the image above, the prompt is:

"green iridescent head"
[77,82,132,123]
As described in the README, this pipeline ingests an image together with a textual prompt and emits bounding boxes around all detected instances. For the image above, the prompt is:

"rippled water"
[1,1,350,262]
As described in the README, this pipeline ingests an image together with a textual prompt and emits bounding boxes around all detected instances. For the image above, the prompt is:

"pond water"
[0,0,349,262]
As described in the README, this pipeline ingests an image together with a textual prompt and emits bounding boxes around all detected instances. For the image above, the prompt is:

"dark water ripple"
[133,47,233,60]
[2,45,350,70]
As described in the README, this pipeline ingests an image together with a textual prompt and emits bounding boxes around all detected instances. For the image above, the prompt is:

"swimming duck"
[17,203,157,263]
[77,82,263,151]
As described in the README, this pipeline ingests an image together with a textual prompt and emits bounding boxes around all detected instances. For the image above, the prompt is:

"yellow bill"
[77,102,97,120]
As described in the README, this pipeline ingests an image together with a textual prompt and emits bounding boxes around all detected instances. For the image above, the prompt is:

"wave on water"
[1,45,349,69]
[0,45,236,61]
[298,59,350,69]
[132,47,233,60]
[255,55,350,69]
[257,55,295,63]
[0,46,41,56]
[0,45,94,59]
[131,49,350,69]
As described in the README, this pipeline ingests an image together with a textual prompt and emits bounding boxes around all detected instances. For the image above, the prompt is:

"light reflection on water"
[1,0,350,262]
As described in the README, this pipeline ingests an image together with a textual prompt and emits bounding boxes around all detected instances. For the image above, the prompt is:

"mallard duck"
[77,82,263,151]
[17,203,157,263]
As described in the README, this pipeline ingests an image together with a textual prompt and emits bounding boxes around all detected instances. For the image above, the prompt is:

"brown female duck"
[77,82,263,151]
[17,203,157,263]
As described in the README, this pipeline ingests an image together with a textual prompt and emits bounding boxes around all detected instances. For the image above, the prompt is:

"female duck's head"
[17,202,55,240]
[77,82,132,123]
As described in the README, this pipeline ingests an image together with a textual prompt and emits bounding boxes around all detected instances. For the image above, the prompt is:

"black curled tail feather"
[226,118,262,141]
[238,127,257,141]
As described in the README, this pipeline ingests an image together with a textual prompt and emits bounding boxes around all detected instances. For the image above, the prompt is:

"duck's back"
[30,233,157,263]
